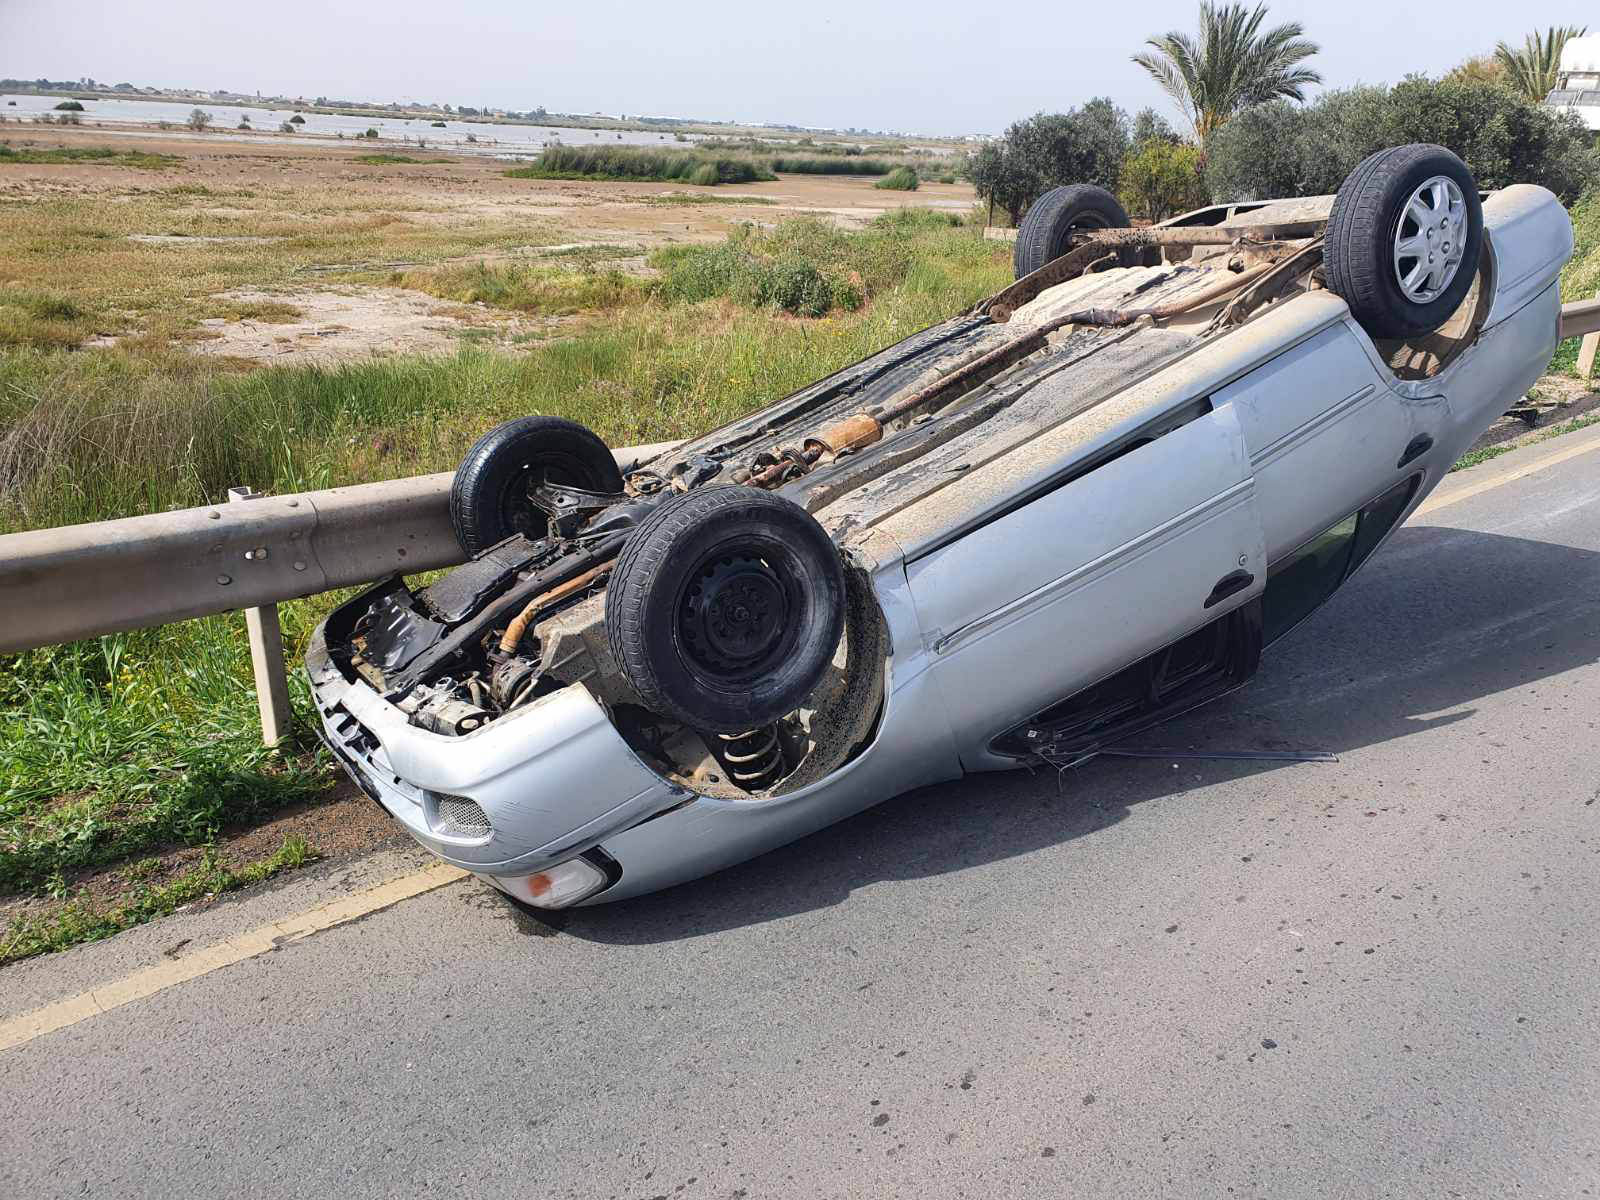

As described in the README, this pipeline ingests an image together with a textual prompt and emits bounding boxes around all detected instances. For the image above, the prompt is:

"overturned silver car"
[308,144,1575,908]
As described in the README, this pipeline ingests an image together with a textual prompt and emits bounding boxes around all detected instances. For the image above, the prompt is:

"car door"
[1215,322,1421,563]
[904,402,1267,770]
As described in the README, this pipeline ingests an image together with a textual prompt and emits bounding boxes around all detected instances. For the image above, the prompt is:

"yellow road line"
[1416,429,1600,517]
[0,862,468,1054]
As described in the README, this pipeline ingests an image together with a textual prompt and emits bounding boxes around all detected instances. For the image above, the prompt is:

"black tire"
[605,487,846,733]
[1325,144,1483,340]
[449,416,623,555]
[1013,184,1130,279]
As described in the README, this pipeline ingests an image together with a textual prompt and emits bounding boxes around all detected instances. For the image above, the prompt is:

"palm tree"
[1494,26,1588,104]
[1133,2,1322,141]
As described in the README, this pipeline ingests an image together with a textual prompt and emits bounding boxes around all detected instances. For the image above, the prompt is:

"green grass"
[1562,191,1599,303]
[1451,410,1600,471]
[0,143,178,169]
[1549,335,1583,377]
[874,166,920,191]
[532,243,638,266]
[1,835,318,965]
[0,289,99,349]
[507,145,775,185]
[649,208,972,315]
[393,260,649,315]
[352,153,420,165]
[0,628,329,893]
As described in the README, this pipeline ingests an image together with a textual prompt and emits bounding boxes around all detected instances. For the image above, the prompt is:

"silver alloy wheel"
[1392,174,1468,304]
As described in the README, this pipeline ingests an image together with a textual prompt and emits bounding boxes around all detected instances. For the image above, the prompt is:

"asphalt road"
[4,428,1600,1199]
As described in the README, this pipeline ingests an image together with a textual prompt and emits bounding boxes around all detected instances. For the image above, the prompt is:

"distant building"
[1544,34,1600,131]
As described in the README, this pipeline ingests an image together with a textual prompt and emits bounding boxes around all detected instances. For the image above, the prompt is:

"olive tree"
[1206,79,1599,204]
[973,100,1132,226]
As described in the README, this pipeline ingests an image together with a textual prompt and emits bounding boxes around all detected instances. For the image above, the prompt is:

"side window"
[1262,475,1420,645]
[1261,514,1357,644]
[1347,475,1420,574]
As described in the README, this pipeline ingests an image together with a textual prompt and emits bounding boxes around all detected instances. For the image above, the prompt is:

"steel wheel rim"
[1392,174,1468,304]
[675,544,799,686]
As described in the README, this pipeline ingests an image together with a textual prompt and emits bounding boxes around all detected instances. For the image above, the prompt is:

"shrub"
[650,209,976,316]
[874,166,920,191]
[279,121,296,134]
[1120,139,1209,220]
[506,145,775,185]
[769,156,893,175]
[974,99,1131,224]
[363,127,379,139]
[187,108,212,132]
[54,100,85,112]
[1206,79,1600,204]
[688,161,721,186]
[289,113,306,125]
[430,120,446,127]
[237,118,251,130]
[56,111,81,126]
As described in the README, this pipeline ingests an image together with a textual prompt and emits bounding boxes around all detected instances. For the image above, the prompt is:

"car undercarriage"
[308,146,1576,905]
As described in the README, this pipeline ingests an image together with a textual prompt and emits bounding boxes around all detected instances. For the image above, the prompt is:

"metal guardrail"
[0,441,680,743]
[1560,296,1600,341]
[0,472,461,656]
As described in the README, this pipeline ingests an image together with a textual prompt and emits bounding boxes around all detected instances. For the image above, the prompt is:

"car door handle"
[1397,433,1433,469]
[1204,568,1255,609]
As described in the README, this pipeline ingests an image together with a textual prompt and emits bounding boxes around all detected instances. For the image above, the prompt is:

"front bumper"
[305,622,686,900]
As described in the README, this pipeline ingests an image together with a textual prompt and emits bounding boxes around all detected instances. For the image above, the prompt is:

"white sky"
[1,0,1592,136]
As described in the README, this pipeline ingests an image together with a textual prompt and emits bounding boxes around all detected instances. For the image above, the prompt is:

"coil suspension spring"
[713,725,785,790]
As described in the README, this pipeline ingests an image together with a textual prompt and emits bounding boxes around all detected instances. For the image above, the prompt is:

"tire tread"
[1014,184,1130,279]
[605,487,844,731]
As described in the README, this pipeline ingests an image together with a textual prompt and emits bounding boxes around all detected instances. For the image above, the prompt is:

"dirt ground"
[3,124,974,240]
[3,125,976,364]
[188,286,552,361]
[0,782,401,929]
[1465,373,1600,456]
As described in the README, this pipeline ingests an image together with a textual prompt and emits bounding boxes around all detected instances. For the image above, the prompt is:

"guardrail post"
[1579,290,1599,383]
[228,487,292,748]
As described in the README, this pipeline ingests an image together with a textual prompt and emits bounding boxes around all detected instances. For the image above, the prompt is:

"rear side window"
[1262,474,1420,645]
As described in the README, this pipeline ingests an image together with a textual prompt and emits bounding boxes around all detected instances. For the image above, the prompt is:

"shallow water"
[0,93,708,159]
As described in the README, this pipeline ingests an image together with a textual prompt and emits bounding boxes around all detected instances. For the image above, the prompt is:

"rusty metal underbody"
[634,226,1329,502]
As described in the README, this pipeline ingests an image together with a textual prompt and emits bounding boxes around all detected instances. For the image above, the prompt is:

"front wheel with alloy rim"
[604,487,846,733]
[1324,143,1484,341]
